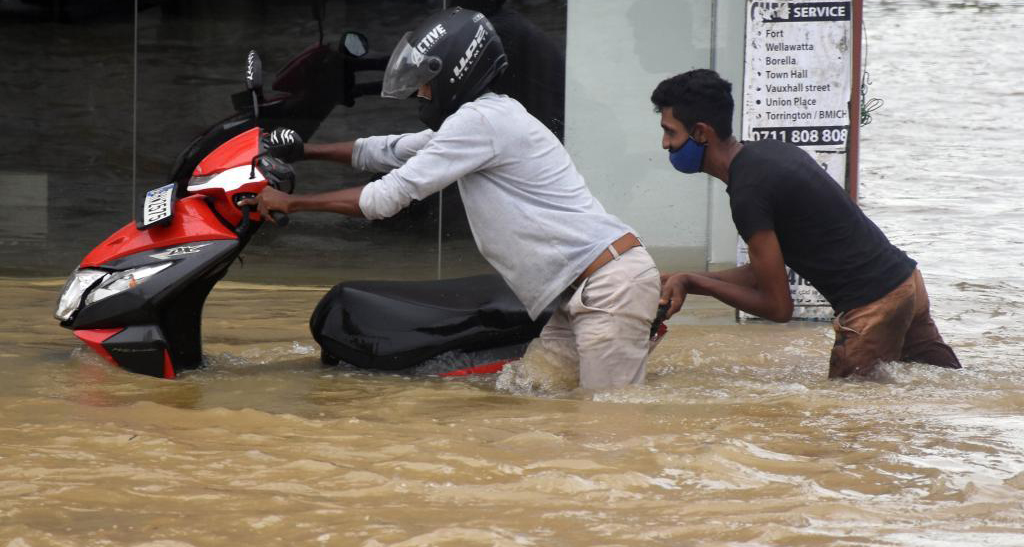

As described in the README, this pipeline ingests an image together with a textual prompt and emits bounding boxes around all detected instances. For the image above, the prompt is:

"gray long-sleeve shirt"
[355,93,632,319]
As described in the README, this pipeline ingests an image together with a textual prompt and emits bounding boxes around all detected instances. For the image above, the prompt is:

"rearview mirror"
[246,50,263,91]
[343,32,368,58]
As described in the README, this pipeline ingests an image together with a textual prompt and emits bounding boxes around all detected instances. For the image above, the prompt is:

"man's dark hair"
[651,69,734,139]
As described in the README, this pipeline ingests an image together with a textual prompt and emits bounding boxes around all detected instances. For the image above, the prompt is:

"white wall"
[564,0,744,271]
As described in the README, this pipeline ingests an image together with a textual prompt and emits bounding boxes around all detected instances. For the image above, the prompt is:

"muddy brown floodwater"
[3,2,1024,546]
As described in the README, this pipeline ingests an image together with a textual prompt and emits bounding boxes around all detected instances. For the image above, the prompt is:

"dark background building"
[0,0,567,282]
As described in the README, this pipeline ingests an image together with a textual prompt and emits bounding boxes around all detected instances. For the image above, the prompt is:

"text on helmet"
[416,24,447,54]
[453,24,487,80]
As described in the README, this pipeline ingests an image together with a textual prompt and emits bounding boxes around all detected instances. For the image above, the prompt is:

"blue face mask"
[668,137,706,174]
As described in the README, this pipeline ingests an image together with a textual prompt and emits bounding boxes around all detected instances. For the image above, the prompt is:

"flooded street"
[3,1,1024,546]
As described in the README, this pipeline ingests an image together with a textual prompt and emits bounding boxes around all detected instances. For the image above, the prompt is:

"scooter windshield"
[381,31,442,99]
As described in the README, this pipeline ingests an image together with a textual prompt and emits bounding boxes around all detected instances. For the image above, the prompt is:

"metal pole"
[131,0,138,221]
[847,0,863,202]
[438,0,447,279]
[705,0,718,270]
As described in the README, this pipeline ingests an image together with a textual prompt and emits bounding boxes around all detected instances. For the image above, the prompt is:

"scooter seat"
[310,274,553,371]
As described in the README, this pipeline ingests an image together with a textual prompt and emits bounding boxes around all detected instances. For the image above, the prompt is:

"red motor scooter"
[54,27,667,379]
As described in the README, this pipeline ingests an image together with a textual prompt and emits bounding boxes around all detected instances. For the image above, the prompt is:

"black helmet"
[381,7,508,130]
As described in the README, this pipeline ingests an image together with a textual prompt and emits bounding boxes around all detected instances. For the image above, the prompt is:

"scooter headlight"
[54,268,107,322]
[84,262,173,307]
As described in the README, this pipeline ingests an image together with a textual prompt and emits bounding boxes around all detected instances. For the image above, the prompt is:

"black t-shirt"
[728,139,916,312]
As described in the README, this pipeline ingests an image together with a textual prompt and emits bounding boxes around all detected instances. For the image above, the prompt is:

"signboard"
[738,0,853,321]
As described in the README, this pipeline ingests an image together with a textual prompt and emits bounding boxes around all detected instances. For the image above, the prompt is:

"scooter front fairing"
[56,196,243,378]
[56,119,287,379]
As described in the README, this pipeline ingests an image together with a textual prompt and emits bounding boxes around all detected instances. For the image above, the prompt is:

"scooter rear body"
[311,274,553,371]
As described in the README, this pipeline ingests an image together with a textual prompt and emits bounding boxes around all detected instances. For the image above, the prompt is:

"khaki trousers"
[829,269,961,378]
[536,246,661,389]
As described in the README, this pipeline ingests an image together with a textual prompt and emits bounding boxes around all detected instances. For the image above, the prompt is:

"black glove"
[264,128,304,162]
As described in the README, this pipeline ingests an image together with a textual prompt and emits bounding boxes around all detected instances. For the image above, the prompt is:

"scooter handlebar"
[270,210,290,227]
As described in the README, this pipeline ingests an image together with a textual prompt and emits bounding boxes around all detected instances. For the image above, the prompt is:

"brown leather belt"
[571,232,643,290]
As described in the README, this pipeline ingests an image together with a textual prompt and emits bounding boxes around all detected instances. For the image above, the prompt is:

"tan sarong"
[829,269,961,378]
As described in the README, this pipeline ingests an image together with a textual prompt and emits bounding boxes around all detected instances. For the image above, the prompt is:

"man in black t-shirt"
[650,69,960,378]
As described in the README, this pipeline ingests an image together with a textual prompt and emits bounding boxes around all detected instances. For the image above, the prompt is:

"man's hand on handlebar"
[659,272,691,320]
[264,128,305,162]
[239,187,292,225]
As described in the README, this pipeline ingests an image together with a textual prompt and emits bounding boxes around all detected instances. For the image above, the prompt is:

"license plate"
[139,183,176,229]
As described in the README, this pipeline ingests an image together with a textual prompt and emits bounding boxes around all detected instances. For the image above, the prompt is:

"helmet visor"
[381,32,442,99]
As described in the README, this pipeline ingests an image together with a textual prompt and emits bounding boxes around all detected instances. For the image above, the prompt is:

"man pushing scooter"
[242,7,660,390]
